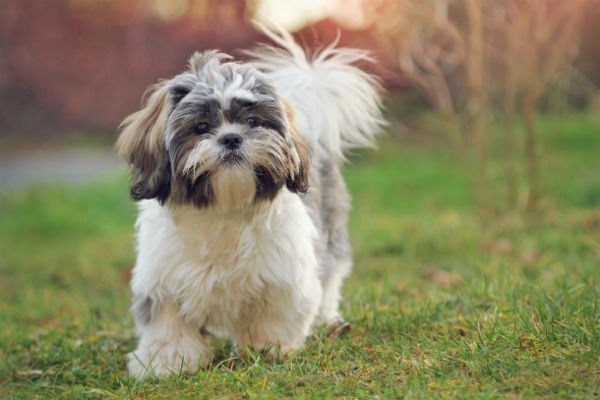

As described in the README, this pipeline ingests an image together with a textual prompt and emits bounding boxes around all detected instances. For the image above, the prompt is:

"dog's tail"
[245,24,385,163]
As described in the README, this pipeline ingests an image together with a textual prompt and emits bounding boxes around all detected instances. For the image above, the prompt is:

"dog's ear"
[283,100,310,193]
[169,84,191,106]
[116,81,172,203]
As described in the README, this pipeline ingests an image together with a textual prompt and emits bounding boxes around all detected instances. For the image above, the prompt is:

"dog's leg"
[313,160,353,329]
[128,300,211,378]
[234,315,309,359]
[233,285,321,359]
[317,260,350,325]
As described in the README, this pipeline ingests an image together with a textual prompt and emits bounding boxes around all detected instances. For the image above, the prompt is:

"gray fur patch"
[319,159,351,261]
[302,155,352,278]
[131,294,159,326]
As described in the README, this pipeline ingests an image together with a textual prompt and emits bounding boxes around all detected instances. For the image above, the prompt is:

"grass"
[1,112,599,399]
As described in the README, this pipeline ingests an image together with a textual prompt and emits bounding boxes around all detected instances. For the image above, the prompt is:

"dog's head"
[117,51,309,212]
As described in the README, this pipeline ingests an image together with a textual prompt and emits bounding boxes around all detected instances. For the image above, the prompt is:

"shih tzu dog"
[117,26,383,378]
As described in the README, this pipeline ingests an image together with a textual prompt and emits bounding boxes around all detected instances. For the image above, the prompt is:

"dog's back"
[247,26,385,324]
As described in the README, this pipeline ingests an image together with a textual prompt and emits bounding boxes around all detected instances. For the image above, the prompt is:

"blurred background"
[1,2,600,395]
[0,0,599,212]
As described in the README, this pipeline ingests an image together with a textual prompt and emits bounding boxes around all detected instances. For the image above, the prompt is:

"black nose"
[218,133,243,149]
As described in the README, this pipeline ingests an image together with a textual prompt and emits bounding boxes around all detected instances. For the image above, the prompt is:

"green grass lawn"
[1,113,599,399]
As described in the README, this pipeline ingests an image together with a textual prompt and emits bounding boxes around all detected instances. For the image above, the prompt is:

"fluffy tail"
[245,24,385,163]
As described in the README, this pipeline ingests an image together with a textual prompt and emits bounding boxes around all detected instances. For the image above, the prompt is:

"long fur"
[245,24,385,162]
[117,82,172,202]
[118,26,384,378]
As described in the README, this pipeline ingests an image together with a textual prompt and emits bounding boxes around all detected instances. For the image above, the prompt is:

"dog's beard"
[181,140,220,181]
[211,164,256,212]
[181,142,258,212]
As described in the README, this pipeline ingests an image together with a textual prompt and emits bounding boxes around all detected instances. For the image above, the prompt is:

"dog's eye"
[195,122,210,134]
[247,117,259,128]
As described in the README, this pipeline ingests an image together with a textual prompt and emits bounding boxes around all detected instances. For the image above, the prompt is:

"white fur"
[245,24,385,163]
[210,166,256,212]
[128,302,212,378]
[129,192,322,376]
[127,28,384,377]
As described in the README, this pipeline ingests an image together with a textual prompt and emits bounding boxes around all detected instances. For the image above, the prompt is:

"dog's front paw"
[128,340,210,378]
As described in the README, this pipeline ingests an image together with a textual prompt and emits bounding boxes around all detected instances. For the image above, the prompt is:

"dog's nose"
[218,133,243,150]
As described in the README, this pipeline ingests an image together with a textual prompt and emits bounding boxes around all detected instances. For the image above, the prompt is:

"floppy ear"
[116,80,172,203]
[283,100,310,193]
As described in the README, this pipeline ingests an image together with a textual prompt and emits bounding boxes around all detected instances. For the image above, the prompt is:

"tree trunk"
[466,0,490,210]
[523,94,539,212]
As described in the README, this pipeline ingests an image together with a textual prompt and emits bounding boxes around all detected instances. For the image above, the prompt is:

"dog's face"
[117,51,309,212]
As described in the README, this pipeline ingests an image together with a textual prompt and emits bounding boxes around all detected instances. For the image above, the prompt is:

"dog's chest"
[166,204,299,324]
[134,195,318,330]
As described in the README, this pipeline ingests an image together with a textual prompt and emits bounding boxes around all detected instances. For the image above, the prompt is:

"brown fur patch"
[282,100,310,193]
[116,81,172,202]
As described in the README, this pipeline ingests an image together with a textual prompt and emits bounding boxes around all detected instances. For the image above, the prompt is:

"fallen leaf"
[327,319,352,337]
[120,268,132,283]
[424,267,460,288]
[585,218,598,231]
[519,333,536,350]
[521,250,541,264]
[494,238,512,253]
[482,238,513,254]
[17,370,43,376]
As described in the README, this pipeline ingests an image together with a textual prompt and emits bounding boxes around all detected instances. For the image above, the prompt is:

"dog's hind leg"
[317,259,351,327]
[314,160,353,328]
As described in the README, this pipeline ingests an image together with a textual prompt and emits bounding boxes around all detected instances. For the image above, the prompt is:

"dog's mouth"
[220,151,245,166]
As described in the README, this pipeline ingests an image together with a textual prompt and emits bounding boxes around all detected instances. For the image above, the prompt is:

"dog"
[117,26,384,378]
